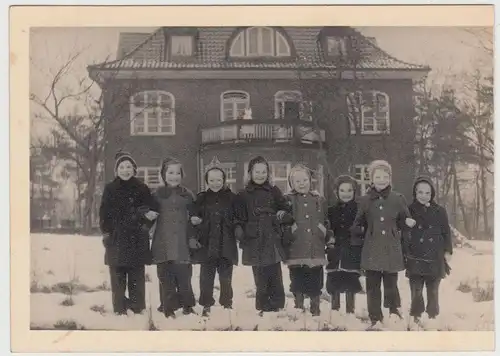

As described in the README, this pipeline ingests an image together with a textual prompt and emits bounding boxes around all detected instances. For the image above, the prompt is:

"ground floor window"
[354,164,370,195]
[136,166,162,189]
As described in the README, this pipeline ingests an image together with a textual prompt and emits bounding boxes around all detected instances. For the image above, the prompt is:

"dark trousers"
[109,265,145,314]
[331,292,356,313]
[289,265,324,298]
[409,275,441,318]
[252,263,285,311]
[365,270,401,322]
[199,258,234,308]
[157,262,196,314]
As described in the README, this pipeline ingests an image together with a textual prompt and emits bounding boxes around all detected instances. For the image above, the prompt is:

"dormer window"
[171,35,194,57]
[327,37,347,57]
[229,27,292,58]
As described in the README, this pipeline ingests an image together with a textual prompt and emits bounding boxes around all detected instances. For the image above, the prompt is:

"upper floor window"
[130,91,175,135]
[221,91,250,121]
[229,27,291,58]
[170,35,194,57]
[274,91,310,121]
[327,37,347,57]
[136,166,162,188]
[353,164,370,196]
[347,91,390,135]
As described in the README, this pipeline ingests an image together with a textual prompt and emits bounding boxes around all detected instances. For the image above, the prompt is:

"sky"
[29,26,493,137]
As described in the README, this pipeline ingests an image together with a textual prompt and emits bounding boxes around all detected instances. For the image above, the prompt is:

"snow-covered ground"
[30,233,494,331]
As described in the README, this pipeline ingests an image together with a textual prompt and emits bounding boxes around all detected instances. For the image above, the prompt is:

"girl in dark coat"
[234,156,291,315]
[404,175,453,323]
[190,158,239,317]
[99,151,159,315]
[151,157,198,318]
[351,160,413,328]
[284,164,330,316]
[326,175,363,315]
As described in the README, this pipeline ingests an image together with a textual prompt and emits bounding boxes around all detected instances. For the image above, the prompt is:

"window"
[327,37,347,57]
[229,27,291,58]
[136,167,162,188]
[354,164,371,196]
[274,91,308,121]
[347,91,390,135]
[130,91,175,135]
[170,35,193,57]
[201,162,237,192]
[311,165,324,196]
[221,91,250,121]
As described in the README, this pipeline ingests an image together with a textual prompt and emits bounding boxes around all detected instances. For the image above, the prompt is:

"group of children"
[99,151,453,328]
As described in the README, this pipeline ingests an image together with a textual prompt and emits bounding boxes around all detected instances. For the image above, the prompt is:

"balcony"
[200,119,326,150]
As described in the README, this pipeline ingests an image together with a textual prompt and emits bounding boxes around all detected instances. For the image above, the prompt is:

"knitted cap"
[160,156,184,184]
[413,175,436,201]
[334,174,358,198]
[204,156,226,184]
[114,150,137,175]
[368,159,392,181]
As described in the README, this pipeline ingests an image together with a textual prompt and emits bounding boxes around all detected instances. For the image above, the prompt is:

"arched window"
[130,91,175,135]
[274,90,308,120]
[220,91,250,121]
[347,91,390,135]
[229,27,291,58]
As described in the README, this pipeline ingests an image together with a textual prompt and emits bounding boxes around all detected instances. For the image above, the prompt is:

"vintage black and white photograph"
[27,9,494,335]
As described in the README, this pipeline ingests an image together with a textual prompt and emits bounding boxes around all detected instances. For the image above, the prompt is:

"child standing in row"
[99,151,159,315]
[234,156,291,315]
[326,175,363,315]
[404,175,453,325]
[351,160,413,328]
[190,159,239,317]
[283,164,330,316]
[151,157,197,318]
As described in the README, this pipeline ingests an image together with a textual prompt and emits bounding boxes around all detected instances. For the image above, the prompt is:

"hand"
[291,223,298,233]
[190,216,203,226]
[405,218,416,228]
[102,233,111,247]
[188,238,202,249]
[276,210,286,220]
[326,237,335,248]
[144,210,159,221]
[444,252,452,263]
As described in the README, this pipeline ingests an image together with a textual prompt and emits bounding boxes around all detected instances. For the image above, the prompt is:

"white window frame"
[136,166,162,188]
[353,164,371,196]
[274,90,306,120]
[130,91,176,136]
[229,27,291,58]
[220,91,250,122]
[201,162,237,192]
[347,91,390,135]
[170,35,193,57]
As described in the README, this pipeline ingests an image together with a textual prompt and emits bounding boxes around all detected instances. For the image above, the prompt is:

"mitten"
[102,233,112,247]
[277,211,295,225]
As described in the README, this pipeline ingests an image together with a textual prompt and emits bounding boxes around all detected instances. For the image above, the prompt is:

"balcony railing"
[200,119,326,147]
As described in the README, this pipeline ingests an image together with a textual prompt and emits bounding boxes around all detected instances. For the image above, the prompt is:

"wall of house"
[103,77,416,199]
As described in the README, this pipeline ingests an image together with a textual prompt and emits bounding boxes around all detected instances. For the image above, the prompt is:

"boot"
[164,309,176,319]
[157,304,164,313]
[202,306,211,317]
[346,292,355,314]
[389,307,403,319]
[310,296,321,316]
[294,292,305,310]
[183,306,196,315]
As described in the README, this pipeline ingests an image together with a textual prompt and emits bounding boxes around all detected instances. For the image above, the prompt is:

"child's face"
[338,182,355,202]
[164,164,182,187]
[416,182,432,205]
[117,160,134,181]
[251,163,268,185]
[372,169,390,191]
[291,170,310,194]
[207,169,224,192]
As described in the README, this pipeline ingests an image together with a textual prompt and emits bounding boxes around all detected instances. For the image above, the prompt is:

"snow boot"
[294,292,305,310]
[310,296,321,316]
[182,306,196,315]
[202,306,211,317]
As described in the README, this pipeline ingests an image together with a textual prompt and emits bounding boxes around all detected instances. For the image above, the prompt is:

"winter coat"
[99,177,158,267]
[190,187,239,265]
[326,200,363,273]
[352,185,411,273]
[284,191,329,267]
[404,201,452,278]
[235,181,291,266]
[150,185,196,264]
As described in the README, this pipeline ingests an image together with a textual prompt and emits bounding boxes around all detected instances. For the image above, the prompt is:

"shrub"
[90,304,106,315]
[94,281,111,291]
[473,282,494,302]
[457,281,472,293]
[53,319,85,330]
[60,296,75,306]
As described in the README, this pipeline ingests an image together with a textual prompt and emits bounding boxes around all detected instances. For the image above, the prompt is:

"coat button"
[307,228,311,232]
[305,215,309,219]
[379,206,383,210]
[420,238,424,243]
[380,217,384,222]
[382,230,386,235]
[429,225,433,228]
[304,203,308,207]
[418,225,422,229]
[430,238,433,242]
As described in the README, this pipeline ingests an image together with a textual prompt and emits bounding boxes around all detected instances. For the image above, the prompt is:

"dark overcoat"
[99,177,158,267]
[352,185,411,273]
[235,181,291,266]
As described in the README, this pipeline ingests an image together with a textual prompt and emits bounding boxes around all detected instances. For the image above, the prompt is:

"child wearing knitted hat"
[351,160,414,329]
[283,164,331,316]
